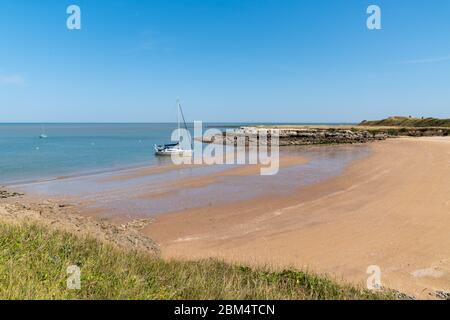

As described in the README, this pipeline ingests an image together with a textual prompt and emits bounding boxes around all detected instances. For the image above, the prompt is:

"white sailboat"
[154,100,193,157]
[39,125,48,139]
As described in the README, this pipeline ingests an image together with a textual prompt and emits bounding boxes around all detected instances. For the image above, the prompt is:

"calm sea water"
[0,123,193,185]
[0,123,353,186]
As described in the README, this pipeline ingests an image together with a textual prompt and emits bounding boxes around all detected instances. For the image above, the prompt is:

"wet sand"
[15,146,367,219]
[144,137,450,299]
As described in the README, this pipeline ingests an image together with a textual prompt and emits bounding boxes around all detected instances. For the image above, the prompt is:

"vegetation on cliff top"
[0,222,392,300]
[360,116,450,128]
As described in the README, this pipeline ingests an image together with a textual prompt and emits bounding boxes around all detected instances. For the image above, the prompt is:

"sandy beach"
[143,137,450,299]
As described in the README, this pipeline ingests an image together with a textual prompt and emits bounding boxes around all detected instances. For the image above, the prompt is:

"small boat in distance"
[154,100,193,157]
[39,125,48,139]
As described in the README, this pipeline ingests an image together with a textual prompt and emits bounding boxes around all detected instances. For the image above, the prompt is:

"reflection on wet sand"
[14,144,370,219]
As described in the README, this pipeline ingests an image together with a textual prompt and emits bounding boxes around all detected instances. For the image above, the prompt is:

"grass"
[0,222,393,300]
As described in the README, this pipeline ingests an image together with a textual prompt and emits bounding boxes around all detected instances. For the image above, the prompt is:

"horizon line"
[0,121,359,125]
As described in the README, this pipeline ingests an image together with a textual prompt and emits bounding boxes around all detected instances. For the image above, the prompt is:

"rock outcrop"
[203,127,388,146]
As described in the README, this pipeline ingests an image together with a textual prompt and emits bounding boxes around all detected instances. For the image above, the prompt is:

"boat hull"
[155,151,192,157]
[154,148,193,157]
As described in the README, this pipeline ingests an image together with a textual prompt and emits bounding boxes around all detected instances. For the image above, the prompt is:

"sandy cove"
[144,137,450,299]
[3,137,450,299]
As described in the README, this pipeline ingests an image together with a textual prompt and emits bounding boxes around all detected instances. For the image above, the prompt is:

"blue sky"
[1,0,450,123]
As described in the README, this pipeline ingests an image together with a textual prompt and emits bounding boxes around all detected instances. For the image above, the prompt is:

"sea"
[0,123,207,185]
[0,122,354,186]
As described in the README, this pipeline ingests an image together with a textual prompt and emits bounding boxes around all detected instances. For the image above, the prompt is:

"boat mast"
[177,99,181,143]
[176,99,190,147]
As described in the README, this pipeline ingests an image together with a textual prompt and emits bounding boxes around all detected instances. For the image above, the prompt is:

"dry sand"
[144,137,450,299]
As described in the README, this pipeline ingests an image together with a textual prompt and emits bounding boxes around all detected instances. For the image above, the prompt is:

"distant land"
[203,116,450,146]
[360,116,450,128]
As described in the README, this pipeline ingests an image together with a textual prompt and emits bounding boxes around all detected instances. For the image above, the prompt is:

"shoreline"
[10,144,367,221]
[3,159,176,188]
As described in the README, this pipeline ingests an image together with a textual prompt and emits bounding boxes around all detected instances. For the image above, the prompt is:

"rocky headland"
[202,117,450,146]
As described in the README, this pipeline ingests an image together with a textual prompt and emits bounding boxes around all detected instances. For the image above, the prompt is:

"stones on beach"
[387,289,416,300]
[0,189,24,199]
[120,219,154,231]
[433,290,450,300]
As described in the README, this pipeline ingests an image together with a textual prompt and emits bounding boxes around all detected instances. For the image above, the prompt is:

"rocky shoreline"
[202,127,389,146]
[202,125,450,146]
[0,189,159,255]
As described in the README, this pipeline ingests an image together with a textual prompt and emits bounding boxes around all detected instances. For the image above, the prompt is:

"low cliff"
[203,123,450,147]
[203,127,388,146]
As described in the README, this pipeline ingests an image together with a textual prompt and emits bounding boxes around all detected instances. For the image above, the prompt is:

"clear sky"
[1,0,450,123]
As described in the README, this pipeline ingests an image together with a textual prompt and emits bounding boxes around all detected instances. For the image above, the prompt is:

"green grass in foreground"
[0,223,392,300]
